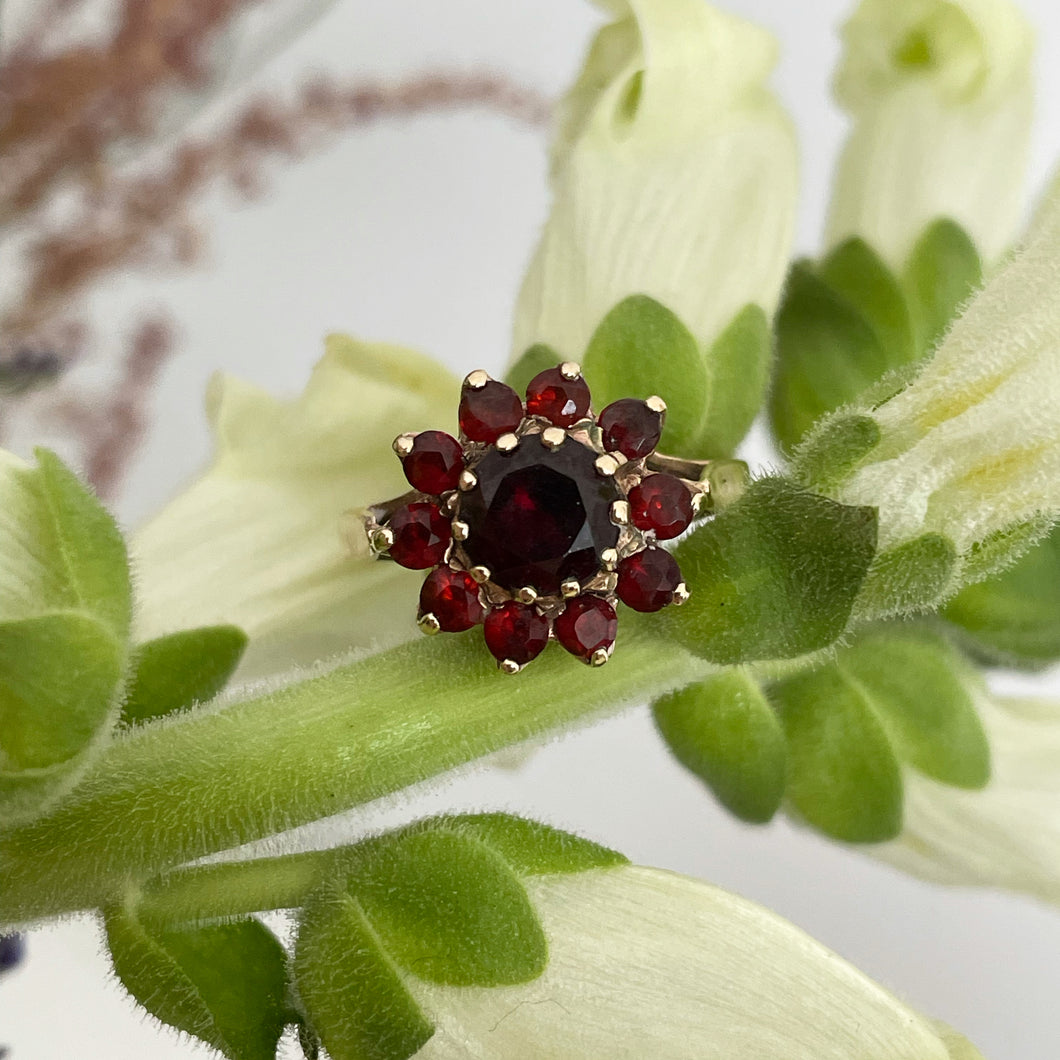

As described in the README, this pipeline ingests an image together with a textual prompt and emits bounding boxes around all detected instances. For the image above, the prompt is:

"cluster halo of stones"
[363,363,708,673]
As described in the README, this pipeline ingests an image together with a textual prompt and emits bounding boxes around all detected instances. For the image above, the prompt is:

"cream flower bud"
[826,0,1034,268]
[513,0,797,359]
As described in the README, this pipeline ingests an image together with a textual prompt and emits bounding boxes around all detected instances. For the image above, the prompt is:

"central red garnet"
[460,434,621,595]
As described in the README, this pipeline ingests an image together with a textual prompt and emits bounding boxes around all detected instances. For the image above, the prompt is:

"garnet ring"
[361,363,747,672]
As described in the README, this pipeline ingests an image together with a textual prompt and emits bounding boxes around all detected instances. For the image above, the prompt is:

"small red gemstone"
[553,595,617,661]
[388,503,451,569]
[459,379,524,443]
[484,601,551,666]
[419,567,486,631]
[628,474,694,540]
[403,430,464,494]
[598,398,663,459]
[617,548,682,612]
[525,367,591,427]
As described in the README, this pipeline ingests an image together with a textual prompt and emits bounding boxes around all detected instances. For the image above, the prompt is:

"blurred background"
[1,0,1059,1057]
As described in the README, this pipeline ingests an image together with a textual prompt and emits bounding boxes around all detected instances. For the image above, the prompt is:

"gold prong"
[496,432,520,452]
[499,659,523,675]
[559,361,582,381]
[369,526,394,554]
[392,433,415,457]
[691,489,709,515]
[672,582,690,606]
[418,613,441,635]
[459,469,478,492]
[610,500,630,526]
[469,565,491,584]
[516,586,538,604]
[590,647,611,667]
[541,426,566,450]
[452,520,469,541]
[601,548,619,571]
[561,578,581,598]
[463,369,490,390]
[595,453,620,477]
[601,572,618,594]
[646,395,667,414]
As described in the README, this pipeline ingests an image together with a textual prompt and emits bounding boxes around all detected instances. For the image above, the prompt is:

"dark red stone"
[460,434,621,595]
[628,474,694,540]
[403,430,464,495]
[554,595,617,661]
[617,548,682,612]
[484,601,551,666]
[388,502,451,569]
[459,379,524,443]
[419,567,485,631]
[598,398,663,459]
[525,367,591,427]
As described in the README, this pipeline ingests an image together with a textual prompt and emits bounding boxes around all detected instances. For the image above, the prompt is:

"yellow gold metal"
[590,647,611,667]
[559,361,582,381]
[496,432,520,452]
[595,453,621,477]
[561,578,581,598]
[369,526,394,554]
[469,565,491,584]
[499,659,523,675]
[516,586,538,604]
[451,520,469,542]
[541,427,566,450]
[459,469,478,492]
[601,548,619,571]
[392,433,415,457]
[646,395,667,414]
[610,500,630,526]
[463,369,490,390]
[673,582,690,606]
[418,613,441,635]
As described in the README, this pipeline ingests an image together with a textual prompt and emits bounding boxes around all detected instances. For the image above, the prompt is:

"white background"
[3,1,1060,1058]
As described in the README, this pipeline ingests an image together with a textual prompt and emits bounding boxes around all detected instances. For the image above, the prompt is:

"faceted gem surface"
[628,473,694,540]
[459,380,524,443]
[388,502,451,569]
[617,548,682,612]
[554,595,617,660]
[419,567,485,631]
[525,367,591,427]
[403,430,464,494]
[460,434,621,594]
[484,601,551,666]
[598,398,663,459]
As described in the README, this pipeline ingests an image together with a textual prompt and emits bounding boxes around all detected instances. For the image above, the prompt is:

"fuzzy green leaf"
[105,904,289,1060]
[123,625,248,725]
[664,477,877,664]
[772,665,904,843]
[353,829,547,987]
[792,413,881,492]
[901,219,982,354]
[582,295,709,456]
[295,887,434,1060]
[506,343,565,399]
[838,629,990,789]
[855,532,958,620]
[653,670,786,823]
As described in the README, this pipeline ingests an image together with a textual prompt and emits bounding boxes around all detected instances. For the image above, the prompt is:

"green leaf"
[0,611,123,771]
[505,343,565,398]
[698,304,771,456]
[771,665,904,843]
[943,524,1060,666]
[664,477,877,664]
[793,413,881,491]
[837,629,990,789]
[957,515,1054,585]
[352,829,547,987]
[430,814,627,875]
[653,670,786,823]
[901,219,982,355]
[34,449,132,640]
[582,295,709,456]
[105,904,290,1060]
[295,887,434,1060]
[855,532,957,620]
[123,625,248,725]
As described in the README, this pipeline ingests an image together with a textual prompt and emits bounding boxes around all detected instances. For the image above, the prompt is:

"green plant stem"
[0,622,709,925]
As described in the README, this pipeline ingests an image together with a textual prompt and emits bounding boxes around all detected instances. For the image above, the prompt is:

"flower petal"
[826,0,1034,267]
[512,0,797,359]
[131,336,456,680]
[410,865,982,1059]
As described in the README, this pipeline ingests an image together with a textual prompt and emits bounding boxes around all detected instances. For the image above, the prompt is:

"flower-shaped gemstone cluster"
[365,363,702,672]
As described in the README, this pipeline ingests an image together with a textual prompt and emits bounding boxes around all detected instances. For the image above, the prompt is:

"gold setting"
[541,426,566,451]
[559,361,582,381]
[459,469,479,492]
[418,613,441,635]
[496,432,520,453]
[463,369,490,390]
[392,433,415,457]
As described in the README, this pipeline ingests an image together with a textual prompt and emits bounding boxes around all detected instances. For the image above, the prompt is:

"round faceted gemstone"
[598,398,663,460]
[459,379,524,443]
[554,595,617,661]
[484,601,551,666]
[460,434,621,594]
[388,502,451,569]
[525,367,591,427]
[419,567,485,631]
[617,547,682,612]
[403,430,464,494]
[628,473,694,540]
